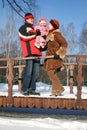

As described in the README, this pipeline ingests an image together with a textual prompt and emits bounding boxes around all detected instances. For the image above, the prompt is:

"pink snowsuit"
[34,18,48,48]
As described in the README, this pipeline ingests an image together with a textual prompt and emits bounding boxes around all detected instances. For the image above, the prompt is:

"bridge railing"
[0,55,87,105]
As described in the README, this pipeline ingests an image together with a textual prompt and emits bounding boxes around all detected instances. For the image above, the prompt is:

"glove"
[42,35,46,39]
[36,29,41,36]
[54,54,60,59]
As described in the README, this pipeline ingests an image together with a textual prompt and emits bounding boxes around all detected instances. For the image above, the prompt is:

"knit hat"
[36,17,48,26]
[50,19,60,29]
[24,13,34,20]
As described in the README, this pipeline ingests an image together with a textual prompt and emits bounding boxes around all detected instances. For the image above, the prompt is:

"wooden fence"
[0,55,87,110]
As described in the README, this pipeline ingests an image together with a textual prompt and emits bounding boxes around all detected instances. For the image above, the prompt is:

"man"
[18,13,42,95]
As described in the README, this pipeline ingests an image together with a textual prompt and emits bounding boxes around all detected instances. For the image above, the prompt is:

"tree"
[1,0,38,18]
[1,0,39,57]
[61,22,78,55]
[61,23,77,86]
[0,13,20,58]
[78,22,87,55]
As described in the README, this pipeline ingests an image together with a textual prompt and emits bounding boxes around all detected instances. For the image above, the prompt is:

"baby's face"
[40,23,46,27]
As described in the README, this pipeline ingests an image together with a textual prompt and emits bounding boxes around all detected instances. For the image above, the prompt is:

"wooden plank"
[35,98,43,108]
[20,98,27,108]
[81,100,87,110]
[43,98,50,108]
[50,98,58,109]
[2,97,7,107]
[0,97,3,106]
[57,99,64,109]
[0,96,87,110]
[13,97,21,107]
[64,99,75,109]
[27,97,35,108]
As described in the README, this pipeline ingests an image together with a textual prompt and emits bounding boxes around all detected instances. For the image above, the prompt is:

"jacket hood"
[36,17,48,26]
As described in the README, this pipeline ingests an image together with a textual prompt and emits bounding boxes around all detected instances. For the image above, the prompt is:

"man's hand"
[36,29,41,36]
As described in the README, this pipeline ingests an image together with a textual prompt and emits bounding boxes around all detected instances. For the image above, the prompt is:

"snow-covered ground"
[0,82,87,130]
[0,113,87,130]
[0,82,87,99]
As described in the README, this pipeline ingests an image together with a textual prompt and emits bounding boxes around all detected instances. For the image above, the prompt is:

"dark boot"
[28,89,40,95]
[21,90,29,95]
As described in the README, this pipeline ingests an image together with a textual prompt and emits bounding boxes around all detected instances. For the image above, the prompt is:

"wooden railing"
[0,55,87,107]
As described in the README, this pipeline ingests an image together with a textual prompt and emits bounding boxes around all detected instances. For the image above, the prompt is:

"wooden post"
[18,67,23,92]
[69,65,74,94]
[7,59,14,107]
[76,57,83,109]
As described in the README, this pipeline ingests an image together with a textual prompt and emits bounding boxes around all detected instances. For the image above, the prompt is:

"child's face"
[40,23,46,27]
[39,20,47,27]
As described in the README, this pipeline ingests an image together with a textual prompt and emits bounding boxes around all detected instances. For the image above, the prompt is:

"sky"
[0,0,87,37]
[37,0,87,36]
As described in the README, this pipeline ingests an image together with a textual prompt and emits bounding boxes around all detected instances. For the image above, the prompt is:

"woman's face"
[48,23,54,30]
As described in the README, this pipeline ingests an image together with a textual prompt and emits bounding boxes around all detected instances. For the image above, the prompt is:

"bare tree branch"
[2,0,4,8]
[6,0,23,18]
[22,0,32,11]
[13,0,25,14]
[1,0,38,19]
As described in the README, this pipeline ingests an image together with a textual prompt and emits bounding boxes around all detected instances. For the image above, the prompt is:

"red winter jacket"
[18,22,42,57]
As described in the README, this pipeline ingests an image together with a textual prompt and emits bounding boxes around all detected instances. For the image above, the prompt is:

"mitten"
[42,35,46,39]
[54,54,60,59]
[36,29,41,36]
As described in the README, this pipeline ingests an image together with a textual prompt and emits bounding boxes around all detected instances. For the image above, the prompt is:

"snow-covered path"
[0,114,87,130]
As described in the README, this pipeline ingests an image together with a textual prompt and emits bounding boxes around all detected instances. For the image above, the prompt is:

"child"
[34,18,48,48]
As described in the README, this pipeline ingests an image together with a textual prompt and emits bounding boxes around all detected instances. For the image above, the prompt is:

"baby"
[34,18,48,48]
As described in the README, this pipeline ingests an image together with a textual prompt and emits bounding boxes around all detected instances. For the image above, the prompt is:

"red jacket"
[18,23,42,57]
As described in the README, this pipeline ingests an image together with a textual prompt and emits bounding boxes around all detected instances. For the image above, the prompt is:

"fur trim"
[46,29,60,42]
[56,47,67,59]
[26,27,32,32]
[46,33,54,42]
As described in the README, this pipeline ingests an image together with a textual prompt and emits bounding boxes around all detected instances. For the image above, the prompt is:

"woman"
[44,19,67,96]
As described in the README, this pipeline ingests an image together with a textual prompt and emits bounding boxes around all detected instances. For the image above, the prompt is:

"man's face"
[26,18,34,25]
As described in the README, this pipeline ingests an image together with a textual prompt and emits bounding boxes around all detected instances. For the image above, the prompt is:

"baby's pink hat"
[36,17,48,26]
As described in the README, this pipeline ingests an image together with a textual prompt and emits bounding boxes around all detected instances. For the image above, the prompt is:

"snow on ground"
[0,113,87,130]
[0,82,87,99]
